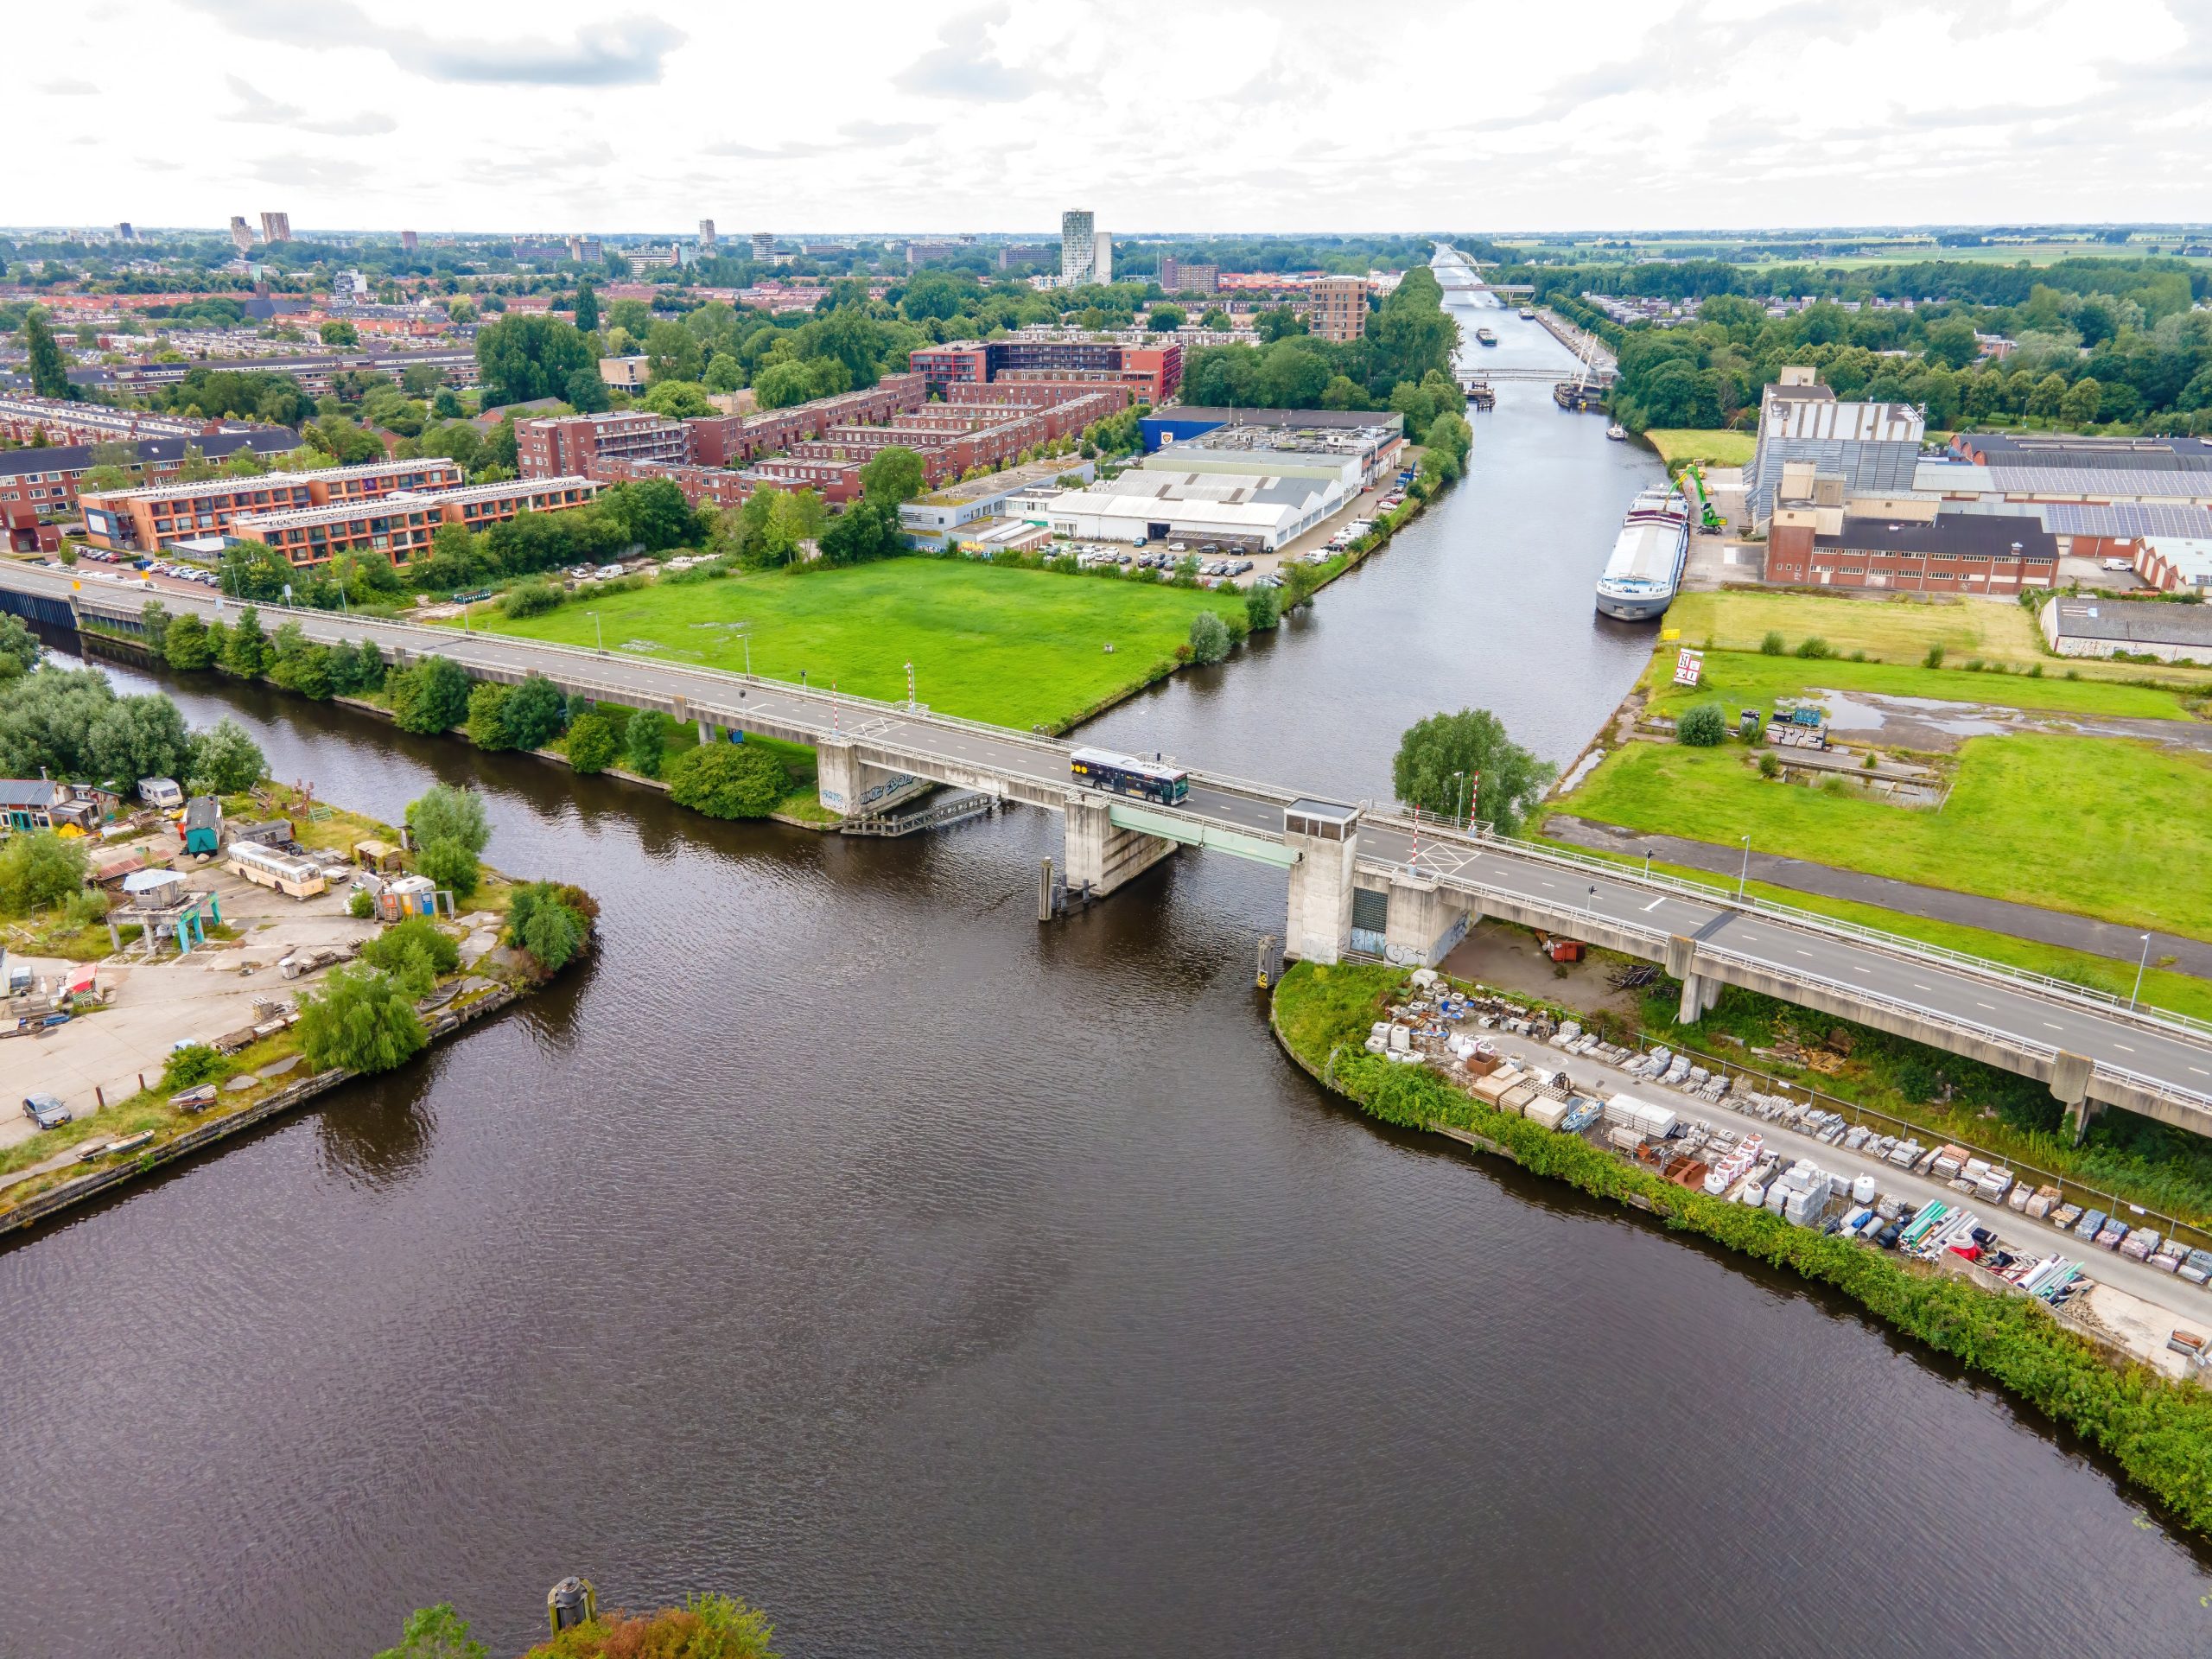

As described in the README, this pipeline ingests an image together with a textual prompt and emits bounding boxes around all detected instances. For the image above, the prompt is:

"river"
[5,296,2209,1657]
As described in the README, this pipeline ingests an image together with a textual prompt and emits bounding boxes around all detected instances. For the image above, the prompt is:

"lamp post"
[1644,847,1654,880]
[1451,770,1467,831]
[2132,932,2152,1010]
[906,660,916,712]
[588,610,602,651]
[1738,833,1751,902]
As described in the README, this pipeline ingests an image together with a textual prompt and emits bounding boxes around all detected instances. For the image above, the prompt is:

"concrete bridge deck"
[10,559,2212,1139]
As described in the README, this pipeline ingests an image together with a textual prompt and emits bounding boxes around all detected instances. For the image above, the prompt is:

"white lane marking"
[1977,1002,1996,1011]
[2193,1066,2210,1076]
[1643,897,1664,912]
[2113,1044,2134,1053]
[2044,1022,2063,1031]
[1913,983,1931,991]
[1796,950,1812,958]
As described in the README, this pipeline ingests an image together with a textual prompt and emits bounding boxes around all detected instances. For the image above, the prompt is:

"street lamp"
[1451,770,1467,831]
[2132,932,2152,1009]
[588,610,603,651]
[1738,834,1751,902]
[906,660,916,711]
[1644,847,1655,880]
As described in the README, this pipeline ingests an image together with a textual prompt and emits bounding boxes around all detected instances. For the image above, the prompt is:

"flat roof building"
[1307,276,1368,344]
[1748,367,1924,526]
[1767,507,2058,594]
[232,475,598,567]
[80,457,465,551]
[2042,594,2212,665]
[0,429,302,518]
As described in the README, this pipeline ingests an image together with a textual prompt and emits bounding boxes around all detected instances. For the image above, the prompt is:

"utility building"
[1748,366,1923,527]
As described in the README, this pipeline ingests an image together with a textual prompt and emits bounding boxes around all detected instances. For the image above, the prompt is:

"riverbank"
[1270,959,2212,1537]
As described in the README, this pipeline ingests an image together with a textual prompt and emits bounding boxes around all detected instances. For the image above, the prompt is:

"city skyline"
[16,0,2209,233]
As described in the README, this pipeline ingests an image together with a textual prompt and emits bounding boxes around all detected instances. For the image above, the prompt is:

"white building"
[1061,210,1096,284]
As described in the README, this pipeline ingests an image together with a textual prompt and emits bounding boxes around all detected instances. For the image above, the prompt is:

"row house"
[232,476,599,567]
[0,395,239,447]
[584,457,756,512]
[80,457,465,550]
[0,429,302,518]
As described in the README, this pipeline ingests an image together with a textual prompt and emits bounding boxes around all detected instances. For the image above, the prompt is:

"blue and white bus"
[1069,747,1191,806]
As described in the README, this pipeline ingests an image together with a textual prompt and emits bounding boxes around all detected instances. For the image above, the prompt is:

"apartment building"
[1306,276,1369,344]
[516,410,691,477]
[80,458,466,551]
[997,243,1058,270]
[0,430,302,518]
[909,340,1179,403]
[73,346,480,398]
[684,374,929,466]
[260,211,292,244]
[232,475,599,567]
[1157,257,1219,296]
[0,396,249,448]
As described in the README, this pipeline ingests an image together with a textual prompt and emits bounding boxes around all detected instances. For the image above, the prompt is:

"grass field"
[471,560,1246,731]
[1643,646,2197,723]
[1644,429,1756,469]
[1555,734,2212,942]
[1667,590,2212,694]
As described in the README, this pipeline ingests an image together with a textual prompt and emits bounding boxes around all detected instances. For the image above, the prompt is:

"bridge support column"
[815,738,928,820]
[1382,874,1475,967]
[1284,823,1360,965]
[1666,934,1719,1024]
[2049,1051,2100,1145]
[1060,795,1176,900]
[697,717,715,747]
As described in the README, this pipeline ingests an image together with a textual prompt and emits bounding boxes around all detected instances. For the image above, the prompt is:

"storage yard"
[1370,969,2212,1382]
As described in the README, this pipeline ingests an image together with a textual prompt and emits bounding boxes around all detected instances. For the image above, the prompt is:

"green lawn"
[1646,646,2196,723]
[1554,734,2212,942]
[1644,429,1756,469]
[1668,589,2212,696]
[472,560,1243,731]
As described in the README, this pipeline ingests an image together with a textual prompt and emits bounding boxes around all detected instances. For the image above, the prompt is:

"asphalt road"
[15,559,2212,1110]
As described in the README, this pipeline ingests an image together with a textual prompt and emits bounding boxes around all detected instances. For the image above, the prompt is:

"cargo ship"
[1592,488,1689,621]
[1474,327,1498,346]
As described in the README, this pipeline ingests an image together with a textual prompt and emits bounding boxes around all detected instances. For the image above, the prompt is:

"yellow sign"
[1659,627,1680,641]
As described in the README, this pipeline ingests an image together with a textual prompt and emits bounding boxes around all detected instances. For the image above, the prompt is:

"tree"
[1390,708,1555,836]
[601,477,697,551]
[465,681,516,749]
[2060,377,2103,427]
[186,717,266,793]
[320,320,359,347]
[1149,304,1186,333]
[1244,582,1281,631]
[502,673,569,750]
[751,359,816,410]
[564,709,621,773]
[296,965,428,1075]
[505,880,590,972]
[565,365,611,414]
[572,281,600,334]
[357,914,459,995]
[219,605,270,677]
[416,836,480,900]
[818,497,902,566]
[0,830,87,913]
[666,741,788,818]
[374,1603,486,1659]
[1421,411,1473,485]
[641,379,712,420]
[859,445,926,505]
[87,693,190,784]
[474,314,594,406]
[1199,306,1230,330]
[1188,610,1231,664]
[644,319,704,385]
[163,613,217,671]
[405,784,491,855]
[1677,702,1727,747]
[622,706,666,777]
[388,657,473,734]
[0,614,38,680]
[25,311,74,398]
[702,352,744,391]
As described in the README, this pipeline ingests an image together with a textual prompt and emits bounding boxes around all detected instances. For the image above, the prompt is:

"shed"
[353,839,405,873]
[229,819,295,849]
[377,874,438,920]
[181,796,222,855]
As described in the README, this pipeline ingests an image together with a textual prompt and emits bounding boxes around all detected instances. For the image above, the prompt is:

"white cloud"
[5,0,2207,231]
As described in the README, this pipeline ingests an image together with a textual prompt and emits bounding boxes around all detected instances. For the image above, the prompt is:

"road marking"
[2193,1066,2210,1076]
[1977,1002,1996,1011]
[1797,950,1812,958]
[1913,983,1931,991]
[2044,1022,2063,1031]
[2113,1044,2134,1053]
[1643,897,1664,912]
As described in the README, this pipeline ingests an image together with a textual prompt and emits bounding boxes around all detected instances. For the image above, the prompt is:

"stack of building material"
[1603,1093,1678,1141]
[1771,1160,1834,1226]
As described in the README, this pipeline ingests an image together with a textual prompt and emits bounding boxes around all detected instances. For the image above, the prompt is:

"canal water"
[6,301,2209,1657]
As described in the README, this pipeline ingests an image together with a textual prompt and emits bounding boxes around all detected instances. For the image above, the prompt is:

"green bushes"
[1274,962,2212,1540]
[1924,644,1946,669]
[463,674,568,752]
[666,741,788,818]
[1244,582,1281,632]
[0,830,88,913]
[358,915,460,995]
[1676,702,1726,747]
[185,717,266,796]
[623,707,667,778]
[1188,610,1230,664]
[1760,630,1786,656]
[296,964,427,1075]
[505,880,595,974]
[386,655,473,734]
[1794,635,1833,659]
[404,784,487,900]
[161,1043,228,1090]
[414,837,480,901]
[502,580,565,619]
[563,707,624,773]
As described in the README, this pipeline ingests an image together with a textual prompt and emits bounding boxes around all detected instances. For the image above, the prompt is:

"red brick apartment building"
[1766,512,2058,593]
[79,458,467,551]
[0,430,302,518]
[517,410,693,477]
[909,340,1179,403]
[232,475,599,566]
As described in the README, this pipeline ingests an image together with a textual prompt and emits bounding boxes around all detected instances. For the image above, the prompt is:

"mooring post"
[1038,858,1055,922]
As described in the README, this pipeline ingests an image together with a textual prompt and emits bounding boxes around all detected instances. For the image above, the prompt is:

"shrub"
[564,710,622,774]
[1244,582,1281,632]
[1188,610,1231,664]
[185,717,266,795]
[162,1043,228,1090]
[1963,657,1984,672]
[387,655,472,734]
[623,706,667,777]
[501,580,565,619]
[0,830,88,913]
[1675,702,1726,747]
[1759,630,1786,656]
[296,964,427,1074]
[1923,644,1945,669]
[1794,636,1832,659]
[346,888,374,918]
[163,613,217,671]
[358,914,459,995]
[666,741,788,819]
[519,1594,776,1659]
[405,785,490,855]
[414,836,480,901]
[501,673,569,751]
[59,887,108,928]
[464,681,516,749]
[1757,751,1781,779]
[505,880,591,974]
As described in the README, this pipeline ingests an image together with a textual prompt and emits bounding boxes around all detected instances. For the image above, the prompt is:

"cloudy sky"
[16,0,2210,235]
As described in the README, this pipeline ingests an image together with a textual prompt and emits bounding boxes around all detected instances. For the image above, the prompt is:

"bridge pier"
[1060,795,1177,899]
[1382,874,1476,967]
[1666,935,1722,1023]
[816,738,928,819]
[2049,1051,2102,1144]
[1283,804,1361,964]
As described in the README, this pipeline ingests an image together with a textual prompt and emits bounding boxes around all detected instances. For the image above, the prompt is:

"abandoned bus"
[1068,747,1191,806]
[226,840,328,900]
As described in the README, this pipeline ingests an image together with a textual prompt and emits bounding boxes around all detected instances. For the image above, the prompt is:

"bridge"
[10,559,2212,1144]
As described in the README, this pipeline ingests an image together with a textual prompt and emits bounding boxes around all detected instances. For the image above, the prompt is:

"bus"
[1068,747,1190,807]
[226,840,328,900]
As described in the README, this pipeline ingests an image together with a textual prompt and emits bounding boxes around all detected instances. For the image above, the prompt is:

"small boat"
[1517,307,1536,320]
[1474,327,1498,346]
[169,1084,219,1113]
[1605,423,1627,441]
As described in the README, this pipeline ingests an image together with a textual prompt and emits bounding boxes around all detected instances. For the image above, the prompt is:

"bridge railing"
[1358,810,2212,1048]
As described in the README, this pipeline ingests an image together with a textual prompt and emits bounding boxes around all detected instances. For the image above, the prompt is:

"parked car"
[23,1093,72,1131]
[2101,558,2133,572]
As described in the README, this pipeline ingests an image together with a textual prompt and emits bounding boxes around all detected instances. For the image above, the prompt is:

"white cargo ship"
[1592,488,1689,621]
